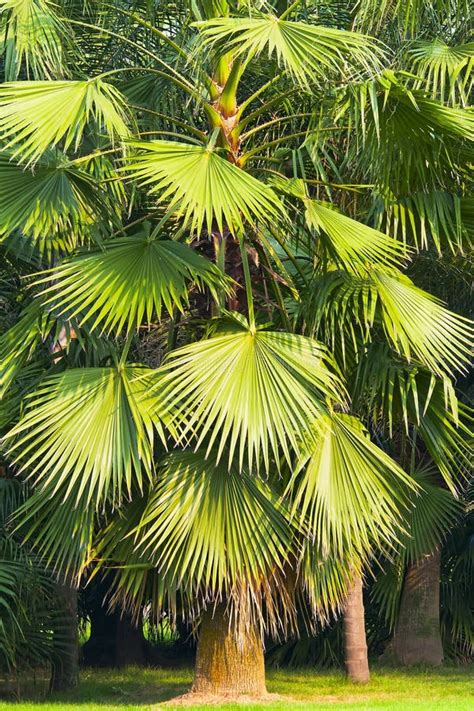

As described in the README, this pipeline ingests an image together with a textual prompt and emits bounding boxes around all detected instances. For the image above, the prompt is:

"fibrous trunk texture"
[389,549,444,666]
[192,604,267,696]
[343,574,370,683]
[50,584,79,691]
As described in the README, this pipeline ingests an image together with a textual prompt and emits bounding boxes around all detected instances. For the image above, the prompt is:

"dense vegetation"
[0,0,472,701]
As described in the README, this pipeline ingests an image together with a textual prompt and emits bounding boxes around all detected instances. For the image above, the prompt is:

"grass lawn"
[0,665,472,710]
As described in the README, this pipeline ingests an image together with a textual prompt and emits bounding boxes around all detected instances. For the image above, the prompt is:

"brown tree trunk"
[192,604,266,697]
[343,573,370,683]
[388,549,444,666]
[50,584,79,691]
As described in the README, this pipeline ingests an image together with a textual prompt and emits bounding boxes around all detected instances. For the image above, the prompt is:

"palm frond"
[409,39,473,106]
[0,0,70,80]
[289,413,413,560]
[374,269,473,377]
[369,191,472,255]
[0,79,130,163]
[123,139,284,235]
[4,366,171,507]
[304,199,407,272]
[0,150,98,253]
[306,268,473,378]
[157,317,345,471]
[194,15,383,87]
[34,231,232,333]
[127,450,294,596]
[351,343,472,487]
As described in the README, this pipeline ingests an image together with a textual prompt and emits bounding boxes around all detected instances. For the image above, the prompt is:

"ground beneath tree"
[160,691,284,706]
[0,665,472,710]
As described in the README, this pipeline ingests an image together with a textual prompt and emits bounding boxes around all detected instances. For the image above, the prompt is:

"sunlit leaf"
[123,140,284,235]
[34,231,232,333]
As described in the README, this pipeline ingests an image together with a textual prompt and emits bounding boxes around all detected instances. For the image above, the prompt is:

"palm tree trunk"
[343,573,370,683]
[192,604,266,696]
[388,549,443,666]
[50,583,79,691]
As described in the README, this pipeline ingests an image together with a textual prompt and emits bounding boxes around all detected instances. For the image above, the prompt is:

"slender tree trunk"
[388,549,444,666]
[50,584,79,691]
[343,573,370,683]
[192,604,266,697]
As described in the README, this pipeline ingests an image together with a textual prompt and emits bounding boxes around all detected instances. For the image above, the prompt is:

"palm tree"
[0,0,472,697]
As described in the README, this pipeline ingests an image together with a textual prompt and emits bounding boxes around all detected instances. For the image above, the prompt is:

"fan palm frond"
[0,151,98,252]
[34,231,232,333]
[409,39,474,106]
[4,366,171,507]
[194,15,383,87]
[0,79,130,163]
[272,176,407,271]
[304,198,407,272]
[123,139,284,235]
[127,450,295,596]
[0,0,70,81]
[157,318,345,471]
[306,268,473,377]
[352,343,472,488]
[289,413,413,560]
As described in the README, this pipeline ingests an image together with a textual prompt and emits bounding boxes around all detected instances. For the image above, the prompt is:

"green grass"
[0,665,472,710]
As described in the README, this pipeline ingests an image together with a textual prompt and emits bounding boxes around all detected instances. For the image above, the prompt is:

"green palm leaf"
[0,79,130,163]
[304,198,407,271]
[289,413,413,559]
[194,15,382,87]
[352,344,472,488]
[307,269,473,377]
[0,0,70,80]
[123,139,284,235]
[34,231,232,333]
[128,450,294,595]
[0,301,48,398]
[409,39,473,105]
[272,177,407,270]
[4,366,171,507]
[0,151,97,251]
[157,318,345,471]
[374,269,473,378]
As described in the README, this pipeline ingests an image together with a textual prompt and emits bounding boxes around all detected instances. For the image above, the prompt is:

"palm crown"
[0,0,472,640]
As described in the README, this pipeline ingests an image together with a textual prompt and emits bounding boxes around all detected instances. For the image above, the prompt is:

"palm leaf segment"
[0,301,48,398]
[311,268,473,378]
[34,231,231,333]
[305,200,407,271]
[0,79,130,163]
[0,0,69,80]
[409,39,474,106]
[0,151,96,249]
[276,177,407,271]
[127,450,294,596]
[4,366,171,508]
[124,140,283,235]
[157,319,345,471]
[289,413,413,559]
[195,15,382,87]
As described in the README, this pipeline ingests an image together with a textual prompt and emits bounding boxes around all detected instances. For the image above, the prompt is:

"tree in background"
[0,0,472,697]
